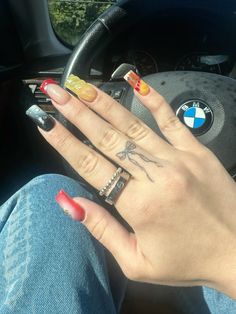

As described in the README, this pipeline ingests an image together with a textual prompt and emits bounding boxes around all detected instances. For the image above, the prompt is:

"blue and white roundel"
[176,100,213,136]
[183,107,206,129]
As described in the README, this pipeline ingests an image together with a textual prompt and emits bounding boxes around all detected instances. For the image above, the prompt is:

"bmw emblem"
[176,100,214,135]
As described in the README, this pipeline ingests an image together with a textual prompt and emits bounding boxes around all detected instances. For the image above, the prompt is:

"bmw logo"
[176,100,214,135]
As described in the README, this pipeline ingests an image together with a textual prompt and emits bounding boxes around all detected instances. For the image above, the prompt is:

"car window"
[48,0,116,46]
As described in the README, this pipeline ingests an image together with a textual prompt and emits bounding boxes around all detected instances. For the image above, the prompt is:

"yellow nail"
[65,74,97,102]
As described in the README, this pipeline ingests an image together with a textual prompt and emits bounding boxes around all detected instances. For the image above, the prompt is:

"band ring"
[98,167,130,206]
[105,170,130,206]
[99,167,123,196]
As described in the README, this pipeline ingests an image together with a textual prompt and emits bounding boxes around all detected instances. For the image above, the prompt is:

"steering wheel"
[60,0,236,181]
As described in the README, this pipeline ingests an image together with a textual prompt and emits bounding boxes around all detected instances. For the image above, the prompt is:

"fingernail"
[26,105,55,131]
[65,74,97,102]
[40,79,58,95]
[56,190,85,221]
[45,83,71,105]
[124,70,150,96]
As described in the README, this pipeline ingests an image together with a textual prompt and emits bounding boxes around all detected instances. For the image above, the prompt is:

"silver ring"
[105,170,130,205]
[99,167,123,196]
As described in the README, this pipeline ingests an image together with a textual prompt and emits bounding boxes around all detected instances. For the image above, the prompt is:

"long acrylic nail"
[124,70,150,96]
[40,79,58,95]
[65,74,98,102]
[56,190,85,221]
[26,105,55,131]
[43,83,71,105]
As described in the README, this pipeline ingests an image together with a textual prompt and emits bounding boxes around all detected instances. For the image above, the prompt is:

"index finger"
[124,71,201,151]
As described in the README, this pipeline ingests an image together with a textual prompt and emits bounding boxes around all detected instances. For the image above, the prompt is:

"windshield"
[48,0,116,46]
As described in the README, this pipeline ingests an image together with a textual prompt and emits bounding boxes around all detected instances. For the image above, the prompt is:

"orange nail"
[124,71,150,96]
[65,74,97,102]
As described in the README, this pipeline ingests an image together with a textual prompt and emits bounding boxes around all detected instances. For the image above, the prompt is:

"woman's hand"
[28,72,236,298]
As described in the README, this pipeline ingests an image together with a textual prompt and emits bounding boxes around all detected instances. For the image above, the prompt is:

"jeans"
[0,174,235,314]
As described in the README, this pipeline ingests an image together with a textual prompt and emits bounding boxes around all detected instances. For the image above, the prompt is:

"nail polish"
[65,74,97,102]
[56,190,85,221]
[40,79,58,95]
[124,70,150,96]
[26,105,55,131]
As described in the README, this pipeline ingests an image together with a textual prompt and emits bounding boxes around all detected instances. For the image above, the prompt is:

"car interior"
[1,0,236,313]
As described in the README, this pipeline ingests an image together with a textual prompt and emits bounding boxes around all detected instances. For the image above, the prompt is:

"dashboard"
[22,10,236,123]
[110,50,234,77]
[91,14,236,79]
[15,2,236,190]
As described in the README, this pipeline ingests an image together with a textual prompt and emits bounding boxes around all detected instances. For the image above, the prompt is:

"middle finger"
[42,76,173,157]
[45,83,165,181]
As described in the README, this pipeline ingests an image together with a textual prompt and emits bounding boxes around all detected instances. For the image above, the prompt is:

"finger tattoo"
[116,141,162,182]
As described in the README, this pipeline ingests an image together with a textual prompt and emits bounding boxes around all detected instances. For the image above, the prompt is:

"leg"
[0,174,127,314]
[173,287,211,314]
[172,285,236,314]
[202,286,236,314]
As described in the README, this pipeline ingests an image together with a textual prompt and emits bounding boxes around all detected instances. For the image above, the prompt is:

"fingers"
[36,116,143,214]
[44,85,164,180]
[124,71,201,151]
[64,74,172,156]
[37,117,120,190]
[27,105,139,221]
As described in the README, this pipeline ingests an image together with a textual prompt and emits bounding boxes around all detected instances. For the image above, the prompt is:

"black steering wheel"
[60,0,236,180]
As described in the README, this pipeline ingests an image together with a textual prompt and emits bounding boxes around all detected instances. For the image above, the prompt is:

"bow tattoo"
[116,141,162,182]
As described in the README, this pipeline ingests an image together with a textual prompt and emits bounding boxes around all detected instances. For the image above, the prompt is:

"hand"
[30,73,236,298]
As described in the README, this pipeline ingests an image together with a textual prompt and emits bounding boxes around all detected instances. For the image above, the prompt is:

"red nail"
[55,190,85,221]
[40,79,58,95]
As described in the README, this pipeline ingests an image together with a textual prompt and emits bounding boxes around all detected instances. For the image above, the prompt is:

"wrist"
[207,235,236,300]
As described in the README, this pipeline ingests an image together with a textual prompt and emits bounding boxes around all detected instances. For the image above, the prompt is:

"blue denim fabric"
[202,287,236,314]
[0,174,127,314]
[0,174,236,314]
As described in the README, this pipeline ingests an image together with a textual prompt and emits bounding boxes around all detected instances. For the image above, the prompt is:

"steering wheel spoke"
[100,81,130,105]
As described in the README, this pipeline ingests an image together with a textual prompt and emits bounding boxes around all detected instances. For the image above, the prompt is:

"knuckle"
[158,96,167,108]
[160,115,183,133]
[101,98,114,114]
[53,133,72,153]
[99,127,121,152]
[126,120,149,141]
[152,96,166,112]
[164,166,190,198]
[171,171,189,196]
[90,216,108,242]
[72,104,85,119]
[77,151,99,176]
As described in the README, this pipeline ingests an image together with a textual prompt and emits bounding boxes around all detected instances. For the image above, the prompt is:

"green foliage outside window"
[48,0,116,46]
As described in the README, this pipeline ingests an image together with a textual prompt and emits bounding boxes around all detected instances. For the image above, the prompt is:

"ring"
[105,170,130,206]
[99,167,123,196]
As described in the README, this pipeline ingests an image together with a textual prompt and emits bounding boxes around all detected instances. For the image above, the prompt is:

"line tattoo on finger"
[116,141,162,182]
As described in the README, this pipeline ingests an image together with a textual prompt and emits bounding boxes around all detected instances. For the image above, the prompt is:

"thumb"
[75,197,138,277]
[55,189,138,277]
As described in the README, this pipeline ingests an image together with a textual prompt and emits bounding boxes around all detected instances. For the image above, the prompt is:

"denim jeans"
[0,174,235,314]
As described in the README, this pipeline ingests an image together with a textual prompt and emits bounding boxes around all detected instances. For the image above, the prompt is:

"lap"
[0,174,126,314]
[1,174,235,314]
